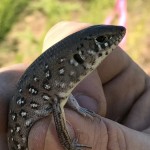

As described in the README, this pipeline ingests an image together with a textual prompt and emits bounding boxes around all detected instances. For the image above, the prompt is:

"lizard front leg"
[67,94,100,119]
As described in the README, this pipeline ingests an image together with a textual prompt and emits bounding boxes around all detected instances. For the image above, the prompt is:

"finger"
[98,46,150,130]
[0,64,28,149]
[66,109,150,150]
[29,109,150,150]
[0,64,28,100]
[98,47,146,121]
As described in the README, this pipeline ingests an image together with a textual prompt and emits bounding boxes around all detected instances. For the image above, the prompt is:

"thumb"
[65,109,150,150]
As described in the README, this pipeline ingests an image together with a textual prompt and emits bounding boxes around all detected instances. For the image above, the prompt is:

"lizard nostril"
[96,36,106,43]
[73,54,84,64]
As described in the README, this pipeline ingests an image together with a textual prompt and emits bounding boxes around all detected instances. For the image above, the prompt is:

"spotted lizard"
[8,25,126,150]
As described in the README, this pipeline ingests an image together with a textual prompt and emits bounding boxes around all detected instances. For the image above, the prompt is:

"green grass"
[0,0,150,70]
[0,0,29,41]
[82,0,115,23]
[127,0,150,65]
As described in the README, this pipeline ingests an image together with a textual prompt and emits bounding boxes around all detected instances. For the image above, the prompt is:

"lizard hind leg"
[52,97,91,150]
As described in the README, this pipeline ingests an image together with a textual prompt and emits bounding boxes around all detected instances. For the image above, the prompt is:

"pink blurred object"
[105,0,127,48]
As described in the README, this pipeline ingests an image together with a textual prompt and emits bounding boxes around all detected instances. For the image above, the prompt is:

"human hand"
[1,21,150,150]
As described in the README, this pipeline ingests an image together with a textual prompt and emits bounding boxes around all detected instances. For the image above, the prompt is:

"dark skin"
[1,22,150,150]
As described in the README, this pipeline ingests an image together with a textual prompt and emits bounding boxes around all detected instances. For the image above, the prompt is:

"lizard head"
[73,25,126,70]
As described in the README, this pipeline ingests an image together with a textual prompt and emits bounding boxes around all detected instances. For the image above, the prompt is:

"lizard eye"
[73,54,84,64]
[96,36,106,43]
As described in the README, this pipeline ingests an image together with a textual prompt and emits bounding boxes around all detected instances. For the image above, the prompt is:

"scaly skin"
[8,25,126,150]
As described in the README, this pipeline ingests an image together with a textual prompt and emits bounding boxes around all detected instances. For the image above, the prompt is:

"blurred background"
[0,0,150,74]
